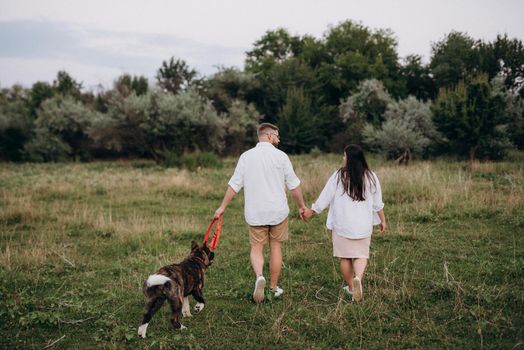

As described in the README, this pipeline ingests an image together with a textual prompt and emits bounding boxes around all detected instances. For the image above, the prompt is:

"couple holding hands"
[214,123,386,303]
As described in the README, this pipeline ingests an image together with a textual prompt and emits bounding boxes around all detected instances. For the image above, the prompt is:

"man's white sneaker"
[352,276,363,302]
[271,286,284,298]
[253,275,266,303]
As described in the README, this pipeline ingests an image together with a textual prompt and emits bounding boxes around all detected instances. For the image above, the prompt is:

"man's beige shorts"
[249,217,289,245]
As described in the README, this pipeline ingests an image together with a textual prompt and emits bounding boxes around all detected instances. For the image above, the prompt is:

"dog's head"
[191,240,215,267]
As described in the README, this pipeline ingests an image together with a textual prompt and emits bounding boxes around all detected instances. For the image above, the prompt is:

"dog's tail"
[146,274,171,288]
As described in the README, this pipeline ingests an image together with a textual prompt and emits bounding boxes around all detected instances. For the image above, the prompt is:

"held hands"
[299,207,315,222]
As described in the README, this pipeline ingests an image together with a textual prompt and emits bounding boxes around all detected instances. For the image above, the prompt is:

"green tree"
[29,81,55,117]
[156,57,197,94]
[245,28,303,75]
[322,21,404,101]
[114,74,149,97]
[245,29,316,123]
[492,75,524,149]
[297,35,329,69]
[203,67,258,113]
[53,70,82,98]
[432,75,510,161]
[430,32,480,89]
[506,93,524,148]
[114,74,133,97]
[132,76,149,96]
[258,58,319,123]
[400,55,437,101]
[479,34,524,96]
[244,21,406,152]
[278,87,319,154]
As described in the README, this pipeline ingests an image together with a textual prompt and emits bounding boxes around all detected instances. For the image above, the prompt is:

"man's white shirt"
[228,142,300,226]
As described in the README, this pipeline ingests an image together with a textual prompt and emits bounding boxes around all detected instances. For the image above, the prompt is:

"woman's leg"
[353,258,368,280]
[352,258,367,301]
[339,258,354,289]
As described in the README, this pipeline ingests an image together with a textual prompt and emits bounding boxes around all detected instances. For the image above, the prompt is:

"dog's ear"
[191,240,199,252]
[203,241,208,248]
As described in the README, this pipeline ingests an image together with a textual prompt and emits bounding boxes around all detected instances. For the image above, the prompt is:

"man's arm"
[290,186,307,215]
[214,186,237,219]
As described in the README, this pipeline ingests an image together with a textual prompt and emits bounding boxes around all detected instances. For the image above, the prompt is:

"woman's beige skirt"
[332,231,371,259]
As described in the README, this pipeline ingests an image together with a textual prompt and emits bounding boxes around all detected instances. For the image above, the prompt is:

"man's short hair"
[257,123,279,137]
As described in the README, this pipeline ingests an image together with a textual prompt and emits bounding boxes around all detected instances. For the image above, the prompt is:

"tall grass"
[0,156,522,349]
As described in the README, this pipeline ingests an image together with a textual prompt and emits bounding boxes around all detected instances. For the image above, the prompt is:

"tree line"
[1,20,523,163]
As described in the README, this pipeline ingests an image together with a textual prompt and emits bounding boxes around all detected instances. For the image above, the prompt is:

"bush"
[338,79,393,145]
[23,133,71,162]
[92,89,226,162]
[0,86,32,161]
[363,96,438,163]
[24,96,102,161]
[223,100,261,155]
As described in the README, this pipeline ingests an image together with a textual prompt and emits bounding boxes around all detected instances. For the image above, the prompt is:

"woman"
[302,145,386,301]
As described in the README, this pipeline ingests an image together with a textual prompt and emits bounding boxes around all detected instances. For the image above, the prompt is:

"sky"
[1,0,523,90]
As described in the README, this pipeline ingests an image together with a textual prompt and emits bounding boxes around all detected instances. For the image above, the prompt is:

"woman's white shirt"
[311,170,384,239]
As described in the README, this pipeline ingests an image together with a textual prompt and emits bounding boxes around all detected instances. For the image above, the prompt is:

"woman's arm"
[311,172,338,214]
[376,209,387,235]
[371,172,384,213]
[372,173,386,235]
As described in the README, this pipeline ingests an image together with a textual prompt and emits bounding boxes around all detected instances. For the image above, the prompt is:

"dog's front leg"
[168,297,186,330]
[182,296,192,317]
[192,288,205,313]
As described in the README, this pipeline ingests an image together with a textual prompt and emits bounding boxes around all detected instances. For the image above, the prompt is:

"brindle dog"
[137,241,214,338]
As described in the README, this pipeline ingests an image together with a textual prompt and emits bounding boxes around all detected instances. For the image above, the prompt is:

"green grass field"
[1,155,523,349]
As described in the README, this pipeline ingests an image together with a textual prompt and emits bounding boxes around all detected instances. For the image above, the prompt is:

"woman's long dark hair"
[338,144,375,201]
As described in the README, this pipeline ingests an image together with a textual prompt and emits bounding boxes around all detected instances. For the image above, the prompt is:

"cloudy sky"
[1,0,523,90]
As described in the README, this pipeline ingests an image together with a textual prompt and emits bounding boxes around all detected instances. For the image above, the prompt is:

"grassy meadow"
[0,154,523,349]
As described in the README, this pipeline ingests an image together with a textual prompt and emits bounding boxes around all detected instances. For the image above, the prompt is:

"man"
[214,123,306,303]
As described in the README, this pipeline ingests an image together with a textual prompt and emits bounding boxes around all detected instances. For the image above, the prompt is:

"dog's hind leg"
[168,296,186,330]
[182,296,192,318]
[192,288,205,313]
[138,295,166,338]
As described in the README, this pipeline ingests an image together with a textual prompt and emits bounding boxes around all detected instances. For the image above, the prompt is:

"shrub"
[364,96,438,163]
[0,86,32,161]
[24,96,102,161]
[338,79,393,144]
[223,100,261,155]
[91,89,226,162]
